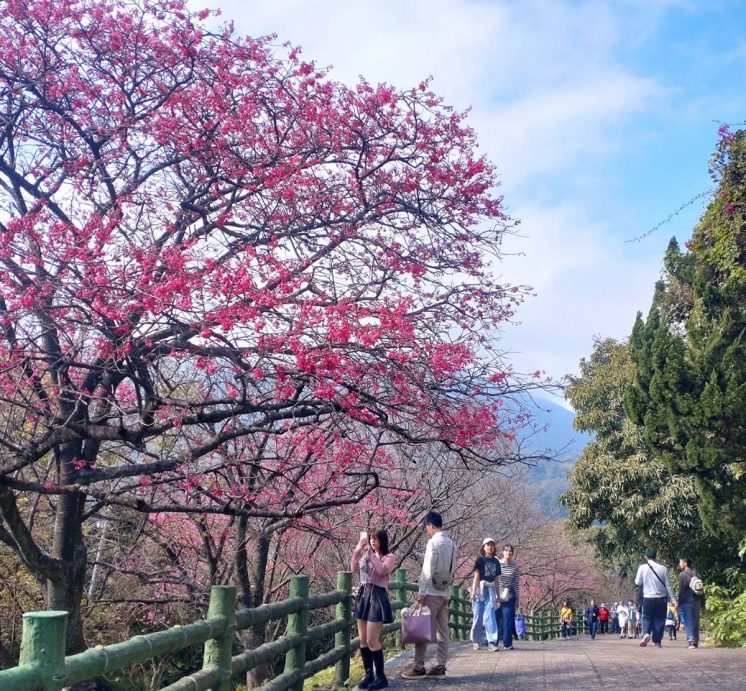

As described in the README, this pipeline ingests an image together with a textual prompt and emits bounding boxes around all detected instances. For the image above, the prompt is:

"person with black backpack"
[678,556,705,649]
[634,548,676,648]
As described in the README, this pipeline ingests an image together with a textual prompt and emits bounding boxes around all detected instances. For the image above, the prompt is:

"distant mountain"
[516,396,592,513]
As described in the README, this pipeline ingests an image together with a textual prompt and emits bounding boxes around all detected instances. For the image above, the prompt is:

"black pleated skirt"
[355,584,394,623]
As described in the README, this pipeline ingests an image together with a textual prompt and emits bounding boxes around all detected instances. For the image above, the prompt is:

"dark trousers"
[588,620,597,638]
[498,599,516,648]
[642,597,667,645]
[599,620,608,634]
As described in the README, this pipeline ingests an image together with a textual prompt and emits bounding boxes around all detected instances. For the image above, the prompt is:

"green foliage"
[561,338,706,567]
[704,585,746,647]
[625,129,746,558]
[703,541,746,648]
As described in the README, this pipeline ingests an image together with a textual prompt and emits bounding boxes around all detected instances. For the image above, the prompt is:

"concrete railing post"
[394,569,407,648]
[19,610,67,689]
[284,575,309,691]
[334,571,352,686]
[202,585,236,691]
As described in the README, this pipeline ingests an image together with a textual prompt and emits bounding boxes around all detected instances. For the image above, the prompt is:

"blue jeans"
[642,597,667,645]
[499,598,516,648]
[588,620,597,638]
[470,588,498,645]
[679,601,701,645]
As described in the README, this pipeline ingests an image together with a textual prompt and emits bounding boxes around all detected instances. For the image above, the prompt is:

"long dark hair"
[370,528,390,556]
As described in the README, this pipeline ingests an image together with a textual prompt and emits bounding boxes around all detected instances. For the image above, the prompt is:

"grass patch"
[304,645,403,690]
[303,656,365,690]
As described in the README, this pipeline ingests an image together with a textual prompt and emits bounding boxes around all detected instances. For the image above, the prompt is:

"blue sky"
[198,0,746,394]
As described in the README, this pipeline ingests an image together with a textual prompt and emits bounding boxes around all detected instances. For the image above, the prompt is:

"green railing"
[524,611,588,640]
[0,569,473,691]
[0,568,596,689]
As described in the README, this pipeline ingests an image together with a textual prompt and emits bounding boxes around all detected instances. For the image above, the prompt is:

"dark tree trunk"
[236,518,273,689]
[48,446,88,653]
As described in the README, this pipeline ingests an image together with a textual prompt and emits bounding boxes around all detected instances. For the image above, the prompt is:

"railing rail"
[0,570,474,690]
[0,568,582,689]
[524,610,589,640]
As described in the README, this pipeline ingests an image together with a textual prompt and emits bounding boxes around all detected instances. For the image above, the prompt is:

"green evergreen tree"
[626,129,746,554]
[562,338,707,569]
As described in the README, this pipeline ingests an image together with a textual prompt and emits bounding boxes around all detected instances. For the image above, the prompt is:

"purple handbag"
[401,604,436,644]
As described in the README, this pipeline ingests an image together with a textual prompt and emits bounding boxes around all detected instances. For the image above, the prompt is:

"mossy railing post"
[334,571,352,686]
[202,585,236,691]
[284,575,309,691]
[18,610,67,690]
[394,568,407,648]
[460,587,469,641]
[449,585,459,640]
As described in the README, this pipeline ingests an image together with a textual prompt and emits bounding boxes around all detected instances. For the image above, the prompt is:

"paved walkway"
[382,636,746,690]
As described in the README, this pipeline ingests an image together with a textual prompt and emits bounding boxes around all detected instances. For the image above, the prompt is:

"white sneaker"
[640,633,651,647]
[472,643,480,651]
[487,643,499,652]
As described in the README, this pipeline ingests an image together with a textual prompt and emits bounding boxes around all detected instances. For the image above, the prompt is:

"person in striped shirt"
[497,544,521,650]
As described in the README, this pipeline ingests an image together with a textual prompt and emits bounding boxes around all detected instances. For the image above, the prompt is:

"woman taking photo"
[352,529,396,690]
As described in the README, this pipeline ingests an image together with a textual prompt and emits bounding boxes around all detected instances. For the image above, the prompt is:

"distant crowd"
[558,549,705,650]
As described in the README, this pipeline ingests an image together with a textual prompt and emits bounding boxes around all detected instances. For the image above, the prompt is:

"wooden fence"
[0,570,577,690]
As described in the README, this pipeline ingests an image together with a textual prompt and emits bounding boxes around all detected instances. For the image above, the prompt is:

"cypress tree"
[626,129,746,552]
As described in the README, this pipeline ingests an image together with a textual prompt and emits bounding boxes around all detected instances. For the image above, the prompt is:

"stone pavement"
[382,636,746,690]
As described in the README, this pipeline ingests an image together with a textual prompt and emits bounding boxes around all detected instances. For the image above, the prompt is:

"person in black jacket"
[678,556,705,649]
[585,601,600,639]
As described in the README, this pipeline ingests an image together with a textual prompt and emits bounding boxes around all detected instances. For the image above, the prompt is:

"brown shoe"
[426,665,447,677]
[400,667,426,680]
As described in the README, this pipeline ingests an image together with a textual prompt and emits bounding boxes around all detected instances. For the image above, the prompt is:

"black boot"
[357,647,374,689]
[368,649,388,690]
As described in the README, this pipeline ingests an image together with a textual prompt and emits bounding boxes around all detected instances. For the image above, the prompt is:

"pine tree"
[626,129,746,553]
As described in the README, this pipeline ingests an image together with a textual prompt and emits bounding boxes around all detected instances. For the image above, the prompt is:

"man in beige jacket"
[401,511,457,680]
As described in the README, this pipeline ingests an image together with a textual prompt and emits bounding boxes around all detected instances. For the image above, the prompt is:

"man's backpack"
[689,575,704,596]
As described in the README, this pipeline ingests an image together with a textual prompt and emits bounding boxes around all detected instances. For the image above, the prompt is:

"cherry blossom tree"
[0,0,539,652]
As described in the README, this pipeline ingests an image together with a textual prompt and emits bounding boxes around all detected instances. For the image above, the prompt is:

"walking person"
[497,544,520,650]
[634,548,676,648]
[560,601,573,640]
[617,602,629,638]
[598,603,610,634]
[611,602,619,634]
[665,601,678,641]
[627,601,639,638]
[678,556,705,649]
[585,600,599,639]
[352,529,396,689]
[401,512,457,680]
[469,538,501,651]
[515,610,526,640]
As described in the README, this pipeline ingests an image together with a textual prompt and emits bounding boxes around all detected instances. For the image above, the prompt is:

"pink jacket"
[351,547,396,588]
